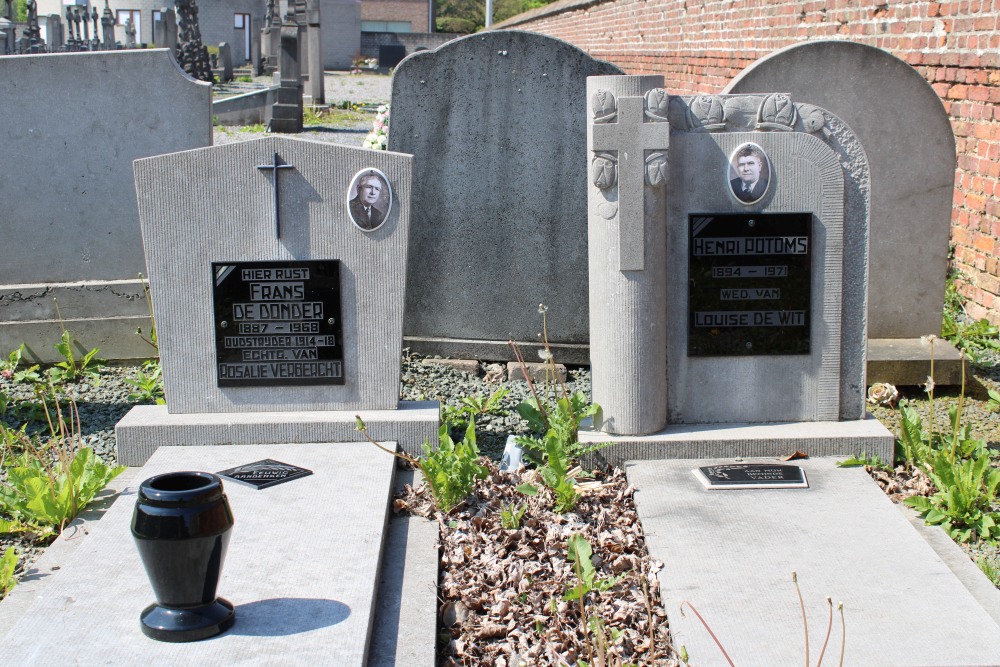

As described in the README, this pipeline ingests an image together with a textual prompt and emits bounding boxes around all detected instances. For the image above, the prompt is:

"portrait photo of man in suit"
[348,169,391,231]
[729,143,770,204]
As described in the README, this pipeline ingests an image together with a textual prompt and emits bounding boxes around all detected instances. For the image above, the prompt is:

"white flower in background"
[362,104,391,151]
[866,383,899,407]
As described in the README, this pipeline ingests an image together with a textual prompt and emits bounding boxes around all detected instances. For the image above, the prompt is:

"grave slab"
[628,458,1000,666]
[115,400,439,466]
[0,443,396,666]
[580,416,894,467]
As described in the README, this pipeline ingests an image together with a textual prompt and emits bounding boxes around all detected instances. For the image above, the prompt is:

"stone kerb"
[388,30,621,362]
[133,136,412,415]
[0,48,210,362]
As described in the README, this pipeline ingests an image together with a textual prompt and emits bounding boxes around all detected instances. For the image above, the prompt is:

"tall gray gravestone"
[0,49,209,363]
[271,12,303,133]
[725,41,962,384]
[388,31,621,362]
[581,75,893,462]
[115,136,438,465]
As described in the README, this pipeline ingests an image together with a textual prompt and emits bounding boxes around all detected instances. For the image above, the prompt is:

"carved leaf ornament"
[590,88,671,190]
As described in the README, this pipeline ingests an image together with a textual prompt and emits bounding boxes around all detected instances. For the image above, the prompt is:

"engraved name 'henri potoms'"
[688,213,812,357]
[213,261,345,387]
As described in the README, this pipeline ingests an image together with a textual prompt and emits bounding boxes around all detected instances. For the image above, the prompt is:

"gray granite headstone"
[218,40,233,81]
[388,31,621,361]
[133,137,412,414]
[0,49,210,362]
[724,41,955,340]
[588,75,871,433]
[271,12,302,133]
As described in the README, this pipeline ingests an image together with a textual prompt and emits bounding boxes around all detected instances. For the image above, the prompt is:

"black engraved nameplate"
[688,213,812,356]
[212,260,344,387]
[217,459,314,489]
[693,463,808,490]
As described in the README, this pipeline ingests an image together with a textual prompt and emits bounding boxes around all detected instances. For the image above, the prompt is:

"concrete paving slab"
[0,443,397,666]
[581,416,894,466]
[628,457,1000,667]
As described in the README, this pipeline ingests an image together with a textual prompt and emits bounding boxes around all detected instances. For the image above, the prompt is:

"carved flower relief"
[686,95,727,131]
[756,93,798,131]
[591,152,617,190]
[645,152,668,188]
[591,89,617,122]
[644,88,669,121]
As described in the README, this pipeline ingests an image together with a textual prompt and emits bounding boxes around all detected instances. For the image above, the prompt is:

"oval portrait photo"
[728,143,771,205]
[347,168,392,232]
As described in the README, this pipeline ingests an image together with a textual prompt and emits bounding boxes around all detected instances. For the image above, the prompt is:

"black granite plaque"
[217,459,314,489]
[693,463,808,490]
[212,260,345,387]
[688,213,811,356]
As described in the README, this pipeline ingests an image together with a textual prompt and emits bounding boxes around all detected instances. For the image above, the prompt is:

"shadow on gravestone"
[724,40,956,342]
[388,31,621,363]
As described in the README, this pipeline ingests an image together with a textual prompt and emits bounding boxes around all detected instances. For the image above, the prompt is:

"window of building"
[234,13,251,63]
[360,21,412,33]
[116,9,141,42]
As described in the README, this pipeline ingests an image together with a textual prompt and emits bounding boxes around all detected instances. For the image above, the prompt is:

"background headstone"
[45,13,61,49]
[388,31,621,362]
[218,40,233,81]
[0,49,210,362]
[303,0,323,106]
[271,12,303,133]
[725,41,956,342]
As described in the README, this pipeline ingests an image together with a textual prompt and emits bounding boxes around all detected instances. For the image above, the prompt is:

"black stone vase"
[131,471,236,642]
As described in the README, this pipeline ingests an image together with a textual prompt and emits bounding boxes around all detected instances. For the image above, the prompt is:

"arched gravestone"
[388,31,622,362]
[724,40,956,341]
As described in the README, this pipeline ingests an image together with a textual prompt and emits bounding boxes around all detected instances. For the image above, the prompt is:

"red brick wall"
[362,0,430,32]
[499,0,1000,325]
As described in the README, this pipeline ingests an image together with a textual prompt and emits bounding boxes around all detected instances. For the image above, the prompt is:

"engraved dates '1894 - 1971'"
[212,260,345,387]
[688,213,812,357]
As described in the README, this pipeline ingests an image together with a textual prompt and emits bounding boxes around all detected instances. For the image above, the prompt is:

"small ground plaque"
[688,212,812,356]
[217,459,314,489]
[212,260,345,387]
[693,463,809,490]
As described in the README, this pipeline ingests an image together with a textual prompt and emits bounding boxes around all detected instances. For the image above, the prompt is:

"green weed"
[355,417,487,513]
[0,547,17,597]
[0,393,125,535]
[499,501,526,530]
[125,360,165,404]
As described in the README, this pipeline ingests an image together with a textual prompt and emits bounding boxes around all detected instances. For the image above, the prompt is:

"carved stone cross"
[590,94,669,271]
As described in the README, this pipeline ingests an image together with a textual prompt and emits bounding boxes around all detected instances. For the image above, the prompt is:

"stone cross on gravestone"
[256,152,295,237]
[589,91,669,271]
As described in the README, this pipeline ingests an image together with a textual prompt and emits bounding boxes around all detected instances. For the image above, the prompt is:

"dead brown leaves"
[396,461,678,667]
[866,464,936,503]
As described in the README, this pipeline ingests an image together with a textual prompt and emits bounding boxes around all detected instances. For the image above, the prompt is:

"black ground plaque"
[688,213,811,356]
[217,459,314,489]
[693,463,809,490]
[212,260,344,387]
